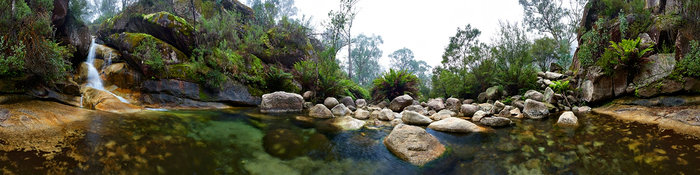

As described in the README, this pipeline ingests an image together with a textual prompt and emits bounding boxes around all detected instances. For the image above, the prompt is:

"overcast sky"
[247,0,525,69]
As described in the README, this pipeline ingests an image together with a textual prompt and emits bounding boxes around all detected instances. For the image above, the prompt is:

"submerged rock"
[263,129,304,160]
[260,92,304,113]
[332,116,366,130]
[523,99,549,119]
[428,117,487,133]
[309,104,333,118]
[389,94,414,112]
[384,124,446,166]
[556,111,579,127]
[401,111,433,125]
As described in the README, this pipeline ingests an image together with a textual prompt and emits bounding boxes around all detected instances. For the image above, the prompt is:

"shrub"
[608,37,653,66]
[134,37,165,75]
[549,80,570,93]
[0,38,26,77]
[371,69,420,102]
[578,19,610,67]
[265,66,299,93]
[676,40,700,77]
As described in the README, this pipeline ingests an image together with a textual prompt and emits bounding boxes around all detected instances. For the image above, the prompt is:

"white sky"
[247,0,525,69]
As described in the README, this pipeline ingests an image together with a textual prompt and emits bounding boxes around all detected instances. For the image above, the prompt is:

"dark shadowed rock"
[331,103,350,116]
[384,124,446,166]
[260,92,304,113]
[340,96,356,108]
[302,91,314,100]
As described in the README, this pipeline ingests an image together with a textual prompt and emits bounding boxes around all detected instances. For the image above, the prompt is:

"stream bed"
[0,108,698,174]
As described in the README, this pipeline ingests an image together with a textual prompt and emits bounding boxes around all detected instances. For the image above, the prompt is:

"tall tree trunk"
[346,22,353,79]
[190,0,197,46]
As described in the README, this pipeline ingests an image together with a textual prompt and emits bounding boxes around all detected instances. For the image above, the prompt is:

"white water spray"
[85,38,129,103]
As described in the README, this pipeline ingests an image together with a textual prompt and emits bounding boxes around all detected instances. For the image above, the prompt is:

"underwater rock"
[309,104,333,119]
[331,116,366,130]
[263,129,304,160]
[384,124,446,166]
[389,94,414,112]
[428,117,487,133]
[401,111,433,125]
[260,92,304,113]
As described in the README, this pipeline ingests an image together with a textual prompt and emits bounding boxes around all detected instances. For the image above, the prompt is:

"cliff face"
[571,0,700,104]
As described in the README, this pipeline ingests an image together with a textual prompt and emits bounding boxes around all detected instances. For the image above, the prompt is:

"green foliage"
[676,41,700,77]
[0,38,26,77]
[578,19,611,67]
[265,66,299,93]
[548,80,570,93]
[292,51,367,102]
[618,12,628,37]
[351,34,383,86]
[134,37,165,75]
[609,37,653,65]
[371,69,421,102]
[600,0,646,18]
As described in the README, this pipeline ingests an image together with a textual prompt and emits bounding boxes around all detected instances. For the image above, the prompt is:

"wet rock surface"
[383,124,446,166]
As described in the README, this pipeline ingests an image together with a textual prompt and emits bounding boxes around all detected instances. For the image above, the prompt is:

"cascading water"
[85,38,129,103]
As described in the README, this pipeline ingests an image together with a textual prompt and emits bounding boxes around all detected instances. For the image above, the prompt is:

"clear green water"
[1,108,699,174]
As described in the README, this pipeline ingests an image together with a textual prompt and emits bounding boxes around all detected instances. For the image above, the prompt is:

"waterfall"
[85,38,130,103]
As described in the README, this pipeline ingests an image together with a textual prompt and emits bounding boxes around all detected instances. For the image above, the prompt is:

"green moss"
[143,11,194,37]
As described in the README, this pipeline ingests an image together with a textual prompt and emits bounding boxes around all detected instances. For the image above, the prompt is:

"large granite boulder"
[427,98,445,111]
[98,11,195,55]
[356,99,367,108]
[376,108,396,121]
[324,97,339,109]
[460,104,479,117]
[354,108,370,119]
[384,124,446,166]
[428,117,487,133]
[524,90,544,102]
[401,111,433,125]
[339,96,356,108]
[389,94,414,112]
[309,104,333,118]
[477,86,501,102]
[479,117,512,127]
[523,99,549,119]
[556,111,579,127]
[81,87,141,113]
[331,103,350,116]
[404,105,428,115]
[445,98,461,111]
[140,79,260,107]
[259,92,304,113]
[105,32,188,77]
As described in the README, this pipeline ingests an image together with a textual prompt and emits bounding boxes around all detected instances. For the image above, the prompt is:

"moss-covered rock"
[97,11,195,55]
[106,32,188,78]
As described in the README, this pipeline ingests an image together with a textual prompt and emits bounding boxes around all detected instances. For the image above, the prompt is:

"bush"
[265,66,299,93]
[676,40,700,77]
[0,38,26,77]
[134,37,165,75]
[371,69,420,102]
[578,19,611,67]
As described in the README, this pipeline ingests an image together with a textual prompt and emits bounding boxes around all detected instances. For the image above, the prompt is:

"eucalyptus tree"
[350,34,383,86]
